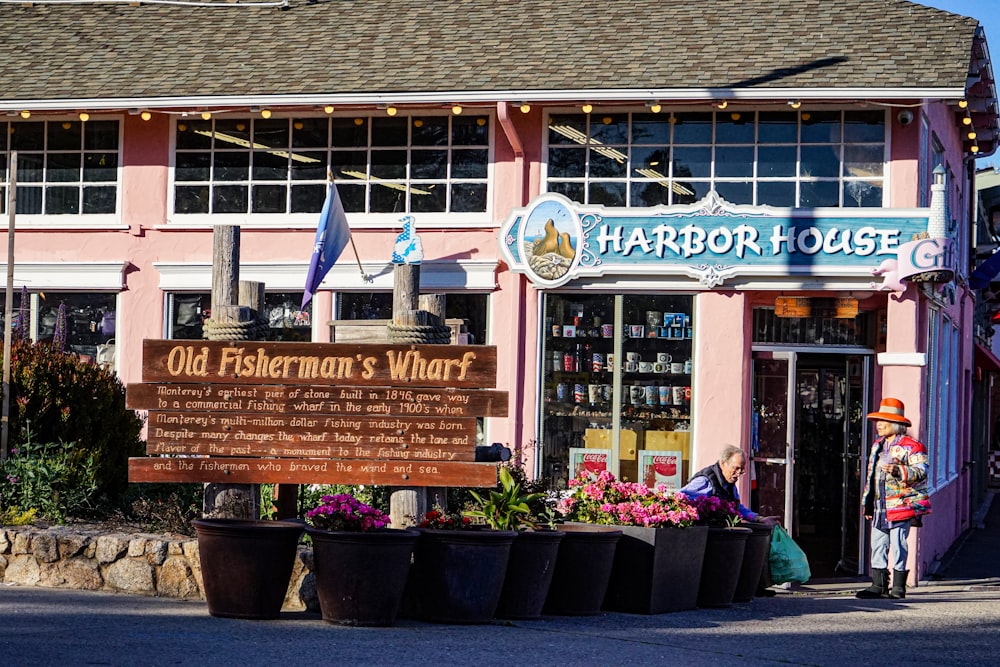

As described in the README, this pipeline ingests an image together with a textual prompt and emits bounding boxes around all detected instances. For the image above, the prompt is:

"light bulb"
[519,103,531,113]
[260,109,272,119]
[968,130,977,140]
[324,105,335,114]
[79,112,90,122]
[958,99,969,109]
[140,111,152,121]
[972,145,980,153]
[201,111,212,120]
[581,104,593,114]
[452,105,463,115]
[788,100,802,109]
[715,100,728,110]
[649,103,662,114]
[963,116,972,125]
[386,106,397,116]
[19,110,30,119]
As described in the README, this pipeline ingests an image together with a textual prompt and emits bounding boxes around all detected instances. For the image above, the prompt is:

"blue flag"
[302,182,351,309]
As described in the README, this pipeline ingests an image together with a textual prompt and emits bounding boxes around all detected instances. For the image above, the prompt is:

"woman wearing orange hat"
[855,397,931,600]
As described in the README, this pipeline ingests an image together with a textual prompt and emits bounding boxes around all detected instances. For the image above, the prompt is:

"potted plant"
[466,466,566,620]
[304,493,417,627]
[405,504,517,624]
[191,517,304,620]
[557,469,707,614]
[687,495,752,608]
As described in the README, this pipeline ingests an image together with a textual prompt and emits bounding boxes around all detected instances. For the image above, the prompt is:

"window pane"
[758,145,797,177]
[48,122,82,151]
[589,181,626,207]
[843,180,883,207]
[212,185,248,213]
[800,180,839,207]
[292,117,329,148]
[800,111,841,143]
[672,146,711,178]
[843,144,883,178]
[337,183,367,213]
[590,114,628,145]
[589,148,627,178]
[631,114,671,144]
[371,117,407,147]
[213,152,249,180]
[332,117,368,147]
[371,183,404,213]
[758,112,798,143]
[371,149,406,179]
[452,116,489,146]
[175,185,209,213]
[332,150,367,181]
[549,115,587,145]
[410,182,446,212]
[11,123,44,150]
[83,152,117,182]
[176,119,212,149]
[176,152,210,181]
[252,119,289,149]
[47,153,80,182]
[548,181,584,203]
[171,293,209,340]
[757,181,796,207]
[287,151,327,181]
[632,147,670,174]
[450,182,487,212]
[84,121,118,150]
[672,113,712,144]
[452,148,487,178]
[844,110,885,142]
[252,150,289,180]
[263,292,312,342]
[631,180,671,207]
[716,113,754,144]
[716,181,752,205]
[83,186,116,214]
[0,125,6,151]
[252,184,287,213]
[548,147,585,177]
[800,145,840,178]
[412,117,448,146]
[18,153,44,182]
[213,119,251,147]
[674,180,708,204]
[46,186,79,214]
[715,145,753,177]
[16,186,42,214]
[411,149,447,179]
[290,183,325,213]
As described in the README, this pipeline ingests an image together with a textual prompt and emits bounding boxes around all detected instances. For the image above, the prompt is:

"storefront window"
[337,292,488,345]
[541,293,694,489]
[35,292,117,361]
[168,292,312,341]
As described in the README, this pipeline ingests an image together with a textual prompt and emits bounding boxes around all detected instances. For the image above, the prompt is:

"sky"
[915,1,997,168]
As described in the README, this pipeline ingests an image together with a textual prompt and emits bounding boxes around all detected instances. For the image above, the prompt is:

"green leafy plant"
[464,466,545,530]
[0,506,37,526]
[416,506,473,530]
[1,427,100,522]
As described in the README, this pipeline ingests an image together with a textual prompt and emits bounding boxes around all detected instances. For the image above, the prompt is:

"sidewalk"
[925,489,1000,588]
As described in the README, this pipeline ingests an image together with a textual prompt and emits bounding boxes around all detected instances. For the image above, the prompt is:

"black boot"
[889,569,908,599]
[855,568,889,599]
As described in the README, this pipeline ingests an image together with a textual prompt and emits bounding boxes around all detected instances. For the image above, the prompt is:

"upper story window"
[173,114,490,219]
[0,119,119,216]
[545,109,885,208]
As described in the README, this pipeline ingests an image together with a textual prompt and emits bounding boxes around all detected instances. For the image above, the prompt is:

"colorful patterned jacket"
[861,434,931,522]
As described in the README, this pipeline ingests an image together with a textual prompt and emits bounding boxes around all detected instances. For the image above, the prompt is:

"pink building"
[2,0,997,584]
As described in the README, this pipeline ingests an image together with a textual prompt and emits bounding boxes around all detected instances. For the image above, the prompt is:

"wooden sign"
[140,340,498,389]
[774,297,859,319]
[127,383,508,418]
[129,457,498,487]
[146,412,476,460]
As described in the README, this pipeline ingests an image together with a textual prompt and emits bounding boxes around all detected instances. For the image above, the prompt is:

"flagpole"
[327,169,368,283]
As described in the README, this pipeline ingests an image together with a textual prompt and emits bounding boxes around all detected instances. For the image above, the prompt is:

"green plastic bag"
[769,525,811,584]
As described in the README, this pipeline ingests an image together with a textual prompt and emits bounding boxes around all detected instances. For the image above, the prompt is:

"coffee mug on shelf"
[626,351,640,362]
[629,324,645,338]
[601,323,615,338]
[653,362,667,373]
[639,361,654,373]
[656,352,672,364]
[625,361,639,373]
[670,362,684,374]
[563,325,577,338]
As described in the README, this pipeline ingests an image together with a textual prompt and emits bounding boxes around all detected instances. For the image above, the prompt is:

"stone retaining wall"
[0,525,317,611]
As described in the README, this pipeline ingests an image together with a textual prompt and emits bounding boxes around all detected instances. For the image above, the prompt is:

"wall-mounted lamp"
[19,110,30,119]
[79,112,90,122]
[647,102,662,113]
[788,100,802,109]
[260,109,272,119]
[958,99,969,109]
[387,105,398,116]
[581,103,593,114]
[141,111,152,121]
[519,103,531,113]
[201,111,212,120]
[451,104,463,115]
[714,100,728,110]
[324,105,335,114]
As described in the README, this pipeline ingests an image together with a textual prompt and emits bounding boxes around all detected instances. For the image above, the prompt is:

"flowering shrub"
[417,507,472,530]
[557,470,699,528]
[306,493,391,532]
[687,494,742,527]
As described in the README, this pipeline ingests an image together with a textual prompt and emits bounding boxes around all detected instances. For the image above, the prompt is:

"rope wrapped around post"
[202,318,269,341]
[386,322,452,345]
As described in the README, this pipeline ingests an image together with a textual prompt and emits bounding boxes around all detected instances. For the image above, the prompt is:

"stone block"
[144,540,168,565]
[31,533,59,563]
[105,557,154,593]
[96,535,128,564]
[12,532,31,555]
[157,556,200,598]
[5,554,41,586]
[59,558,103,590]
[57,533,89,559]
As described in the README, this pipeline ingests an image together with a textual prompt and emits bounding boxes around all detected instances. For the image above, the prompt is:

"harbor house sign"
[499,192,952,290]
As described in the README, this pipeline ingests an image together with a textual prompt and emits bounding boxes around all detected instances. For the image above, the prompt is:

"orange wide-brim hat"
[866,397,911,426]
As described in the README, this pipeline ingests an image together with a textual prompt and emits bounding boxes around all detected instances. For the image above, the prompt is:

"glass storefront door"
[541,293,693,488]
[751,350,870,578]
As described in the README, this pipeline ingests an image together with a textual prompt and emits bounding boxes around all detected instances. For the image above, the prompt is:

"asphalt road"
[3,580,999,666]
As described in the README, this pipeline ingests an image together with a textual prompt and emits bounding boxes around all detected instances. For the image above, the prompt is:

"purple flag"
[302,182,351,309]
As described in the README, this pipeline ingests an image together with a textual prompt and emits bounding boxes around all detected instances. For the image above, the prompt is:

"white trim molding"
[0,262,128,290]
[876,352,927,367]
[154,259,499,292]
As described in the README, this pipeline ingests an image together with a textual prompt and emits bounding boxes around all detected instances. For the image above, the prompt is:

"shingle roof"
[0,0,982,104]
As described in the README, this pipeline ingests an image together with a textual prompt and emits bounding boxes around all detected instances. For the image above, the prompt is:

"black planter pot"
[192,518,304,620]
[604,525,708,614]
[495,529,565,620]
[732,522,774,603]
[543,523,622,616]
[405,528,516,624]
[697,525,752,608]
[307,527,418,626]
